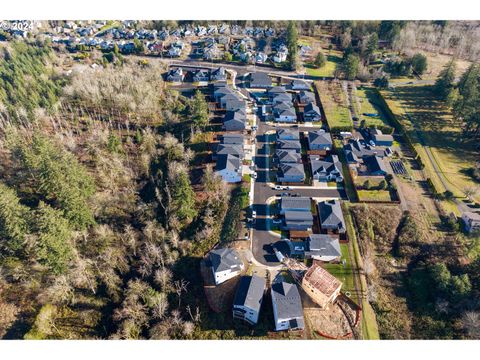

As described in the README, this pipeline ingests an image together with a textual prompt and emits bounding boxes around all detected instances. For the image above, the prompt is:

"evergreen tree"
[434,60,457,100]
[343,54,360,80]
[0,182,30,255]
[190,90,209,129]
[411,53,428,75]
[34,202,74,274]
[170,169,197,224]
[314,52,326,69]
[286,21,298,70]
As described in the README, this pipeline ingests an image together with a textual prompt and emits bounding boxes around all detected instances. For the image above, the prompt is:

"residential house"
[271,92,293,104]
[192,69,210,83]
[211,67,227,81]
[462,212,480,233]
[278,163,305,183]
[208,248,244,285]
[307,130,332,151]
[274,149,302,164]
[280,197,312,214]
[166,67,184,82]
[267,86,287,97]
[249,72,272,88]
[364,155,387,176]
[215,143,245,160]
[215,154,242,183]
[223,111,247,131]
[255,52,268,64]
[273,50,287,63]
[233,275,266,325]
[305,234,341,262]
[297,91,316,104]
[303,103,321,122]
[301,263,342,309]
[310,155,344,182]
[372,130,394,147]
[291,79,311,90]
[220,134,244,145]
[277,128,300,141]
[318,200,346,233]
[271,281,305,331]
[276,139,302,152]
[273,102,297,123]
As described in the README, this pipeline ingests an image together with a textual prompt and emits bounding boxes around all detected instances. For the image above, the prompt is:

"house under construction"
[274,249,342,309]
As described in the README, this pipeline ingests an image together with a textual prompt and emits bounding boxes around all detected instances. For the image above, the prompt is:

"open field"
[417,50,472,81]
[380,85,479,203]
[323,244,355,294]
[317,80,353,132]
[304,51,342,78]
[354,86,393,131]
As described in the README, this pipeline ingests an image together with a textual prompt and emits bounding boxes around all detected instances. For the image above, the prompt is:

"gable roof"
[275,149,302,163]
[221,134,244,145]
[307,234,341,258]
[277,139,301,151]
[279,162,305,177]
[216,143,244,157]
[249,72,272,87]
[364,155,387,174]
[304,102,321,115]
[271,282,304,322]
[233,275,266,312]
[310,155,342,177]
[209,248,243,273]
[308,130,332,147]
[298,91,315,103]
[267,86,287,95]
[281,197,311,211]
[215,154,241,172]
[318,200,346,231]
[277,128,300,140]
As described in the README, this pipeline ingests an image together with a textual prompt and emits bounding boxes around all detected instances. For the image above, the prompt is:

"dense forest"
[0,41,230,339]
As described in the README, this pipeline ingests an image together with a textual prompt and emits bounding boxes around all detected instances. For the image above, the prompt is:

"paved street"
[250,103,346,266]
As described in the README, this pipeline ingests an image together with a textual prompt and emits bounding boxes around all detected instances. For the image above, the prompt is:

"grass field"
[357,189,392,202]
[316,80,353,132]
[323,244,355,293]
[304,51,342,78]
[380,85,479,203]
[355,86,393,130]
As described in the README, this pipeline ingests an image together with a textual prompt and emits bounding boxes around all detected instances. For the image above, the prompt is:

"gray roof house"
[249,72,272,88]
[277,128,300,141]
[274,149,302,164]
[274,103,297,123]
[166,67,184,82]
[303,102,321,122]
[298,91,315,104]
[277,139,302,152]
[291,79,311,90]
[318,200,346,233]
[271,281,305,331]
[364,155,387,176]
[462,212,480,234]
[223,111,246,132]
[305,234,341,262]
[271,92,293,104]
[224,98,246,112]
[284,210,313,230]
[307,130,333,151]
[221,133,244,145]
[310,154,343,182]
[277,163,305,183]
[372,132,394,147]
[215,154,242,183]
[280,196,312,214]
[233,275,266,325]
[267,86,287,97]
[192,69,210,82]
[208,248,244,285]
[211,67,227,81]
[219,93,241,108]
[213,86,235,102]
[215,143,245,159]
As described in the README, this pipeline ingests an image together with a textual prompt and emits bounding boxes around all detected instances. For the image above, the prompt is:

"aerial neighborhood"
[0,18,479,342]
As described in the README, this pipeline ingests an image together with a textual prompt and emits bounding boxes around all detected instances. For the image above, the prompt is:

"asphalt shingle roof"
[233,275,266,312]
[271,282,304,323]
[318,200,346,231]
[209,248,243,273]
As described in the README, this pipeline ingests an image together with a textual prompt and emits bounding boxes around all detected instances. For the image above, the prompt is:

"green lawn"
[355,86,393,131]
[304,52,342,78]
[334,139,358,202]
[357,189,392,202]
[323,244,355,293]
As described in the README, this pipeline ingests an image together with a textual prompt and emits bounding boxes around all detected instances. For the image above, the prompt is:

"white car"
[252,210,257,218]
[252,172,257,179]
[284,186,291,190]
[273,185,283,190]
[369,140,376,147]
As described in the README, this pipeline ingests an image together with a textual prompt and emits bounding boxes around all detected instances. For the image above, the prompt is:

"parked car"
[273,185,283,190]
[252,172,257,179]
[281,192,291,197]
[272,218,282,224]
[369,140,376,147]
[284,186,292,190]
[252,210,257,218]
